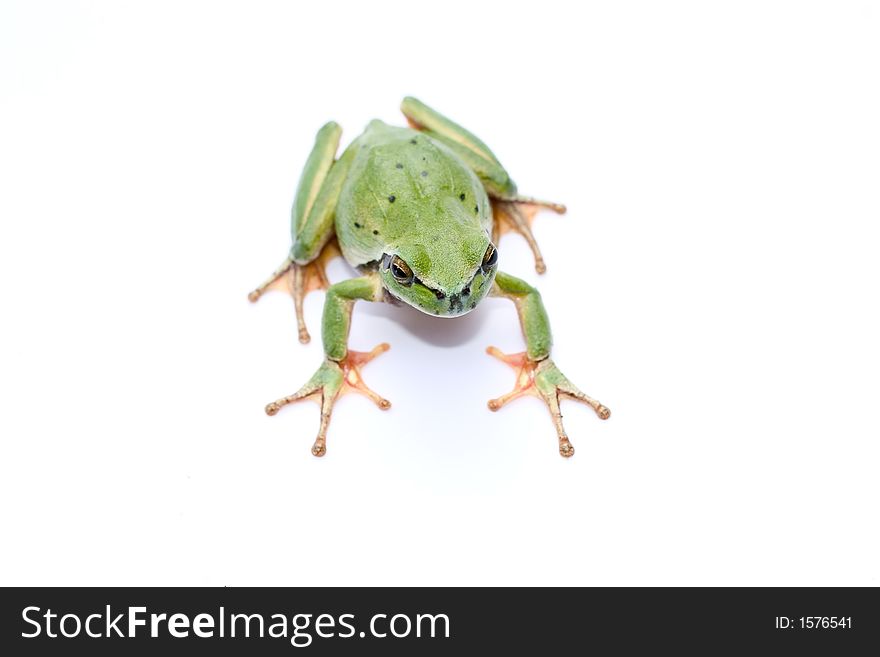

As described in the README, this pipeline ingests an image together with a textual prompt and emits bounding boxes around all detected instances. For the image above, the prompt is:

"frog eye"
[481,244,498,272]
[389,255,414,286]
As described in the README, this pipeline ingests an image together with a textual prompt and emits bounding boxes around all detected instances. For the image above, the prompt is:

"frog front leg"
[400,96,565,273]
[487,272,610,457]
[248,121,351,343]
[264,274,390,457]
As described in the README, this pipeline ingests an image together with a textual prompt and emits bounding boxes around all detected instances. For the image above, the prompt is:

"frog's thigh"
[490,271,552,361]
[292,135,356,265]
[400,96,516,198]
[401,96,503,167]
[292,121,342,236]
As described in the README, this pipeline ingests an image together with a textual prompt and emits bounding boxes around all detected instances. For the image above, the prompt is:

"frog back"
[335,120,492,268]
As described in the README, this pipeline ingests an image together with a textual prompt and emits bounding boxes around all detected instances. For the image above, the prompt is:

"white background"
[1,1,878,586]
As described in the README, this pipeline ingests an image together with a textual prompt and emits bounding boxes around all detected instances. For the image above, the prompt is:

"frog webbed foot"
[248,240,340,344]
[264,343,391,457]
[492,197,566,274]
[486,347,609,458]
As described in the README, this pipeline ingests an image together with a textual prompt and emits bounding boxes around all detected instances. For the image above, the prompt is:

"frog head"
[379,219,498,317]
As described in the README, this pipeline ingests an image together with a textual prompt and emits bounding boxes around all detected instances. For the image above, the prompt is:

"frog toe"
[559,438,575,458]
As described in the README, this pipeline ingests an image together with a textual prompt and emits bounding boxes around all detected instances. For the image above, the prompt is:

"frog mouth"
[447,293,466,314]
[384,277,482,317]
[420,267,483,311]
[428,269,495,316]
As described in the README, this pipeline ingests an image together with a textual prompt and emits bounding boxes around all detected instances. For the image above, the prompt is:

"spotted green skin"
[336,120,496,316]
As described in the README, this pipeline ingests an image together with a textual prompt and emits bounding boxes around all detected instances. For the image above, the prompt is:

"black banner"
[1,587,877,654]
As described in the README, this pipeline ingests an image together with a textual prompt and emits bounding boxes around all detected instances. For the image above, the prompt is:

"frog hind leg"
[248,240,339,344]
[492,198,566,274]
[400,97,565,273]
[264,275,390,457]
[248,121,353,344]
[487,271,610,458]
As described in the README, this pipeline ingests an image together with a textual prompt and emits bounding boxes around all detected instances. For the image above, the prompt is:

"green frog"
[249,97,609,458]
